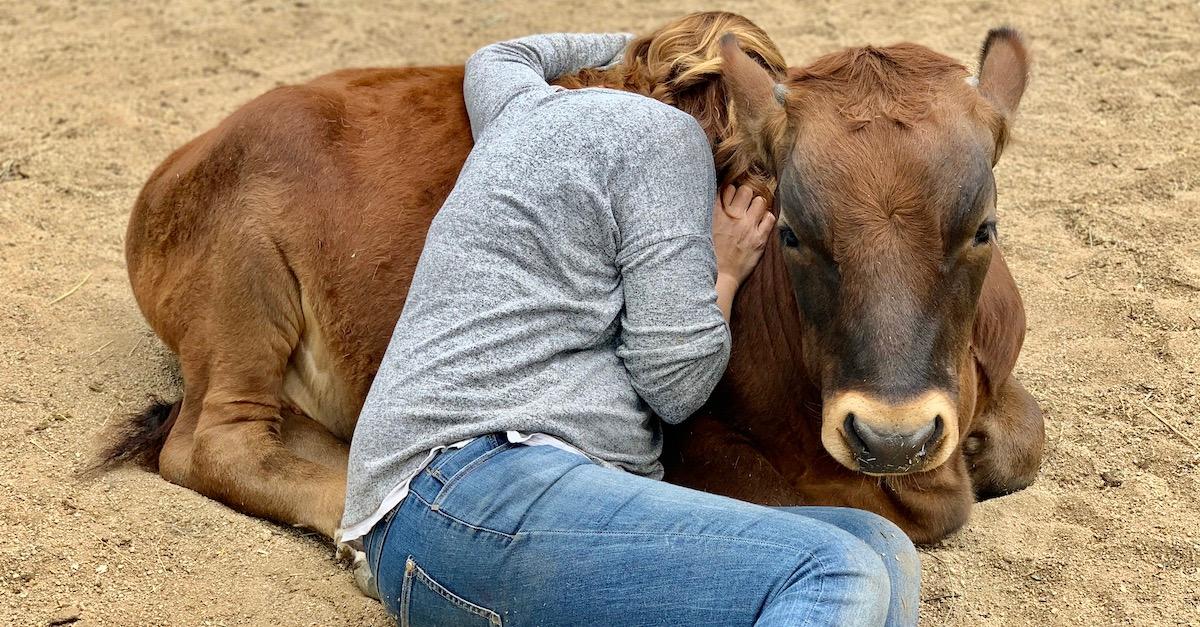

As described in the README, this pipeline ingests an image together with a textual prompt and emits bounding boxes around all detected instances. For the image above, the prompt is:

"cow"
[104,11,1043,547]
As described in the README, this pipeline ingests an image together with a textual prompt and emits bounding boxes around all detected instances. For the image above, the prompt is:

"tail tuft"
[88,397,179,474]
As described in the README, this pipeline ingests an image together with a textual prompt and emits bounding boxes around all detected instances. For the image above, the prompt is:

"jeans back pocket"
[400,557,502,627]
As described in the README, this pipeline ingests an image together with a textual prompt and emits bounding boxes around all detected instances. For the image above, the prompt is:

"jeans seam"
[369,504,402,580]
[399,558,414,627]
[431,444,510,509]
[427,434,502,478]
[426,444,464,476]
[521,529,827,624]
[426,466,448,483]
[410,489,516,541]
[521,528,812,552]
[797,547,825,627]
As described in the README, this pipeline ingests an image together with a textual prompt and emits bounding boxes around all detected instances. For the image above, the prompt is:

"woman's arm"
[611,112,728,424]
[612,114,772,424]
[463,33,633,139]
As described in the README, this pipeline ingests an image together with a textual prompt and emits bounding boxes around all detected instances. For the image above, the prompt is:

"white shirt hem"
[337,432,597,545]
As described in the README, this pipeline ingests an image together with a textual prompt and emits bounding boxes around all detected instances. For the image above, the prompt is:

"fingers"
[729,185,755,217]
[717,184,773,247]
[755,210,777,243]
[741,195,773,246]
[746,195,767,224]
[721,184,737,211]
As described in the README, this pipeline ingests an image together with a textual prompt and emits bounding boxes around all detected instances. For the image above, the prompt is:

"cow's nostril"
[842,413,870,458]
[915,416,944,461]
[842,413,944,473]
[911,416,942,452]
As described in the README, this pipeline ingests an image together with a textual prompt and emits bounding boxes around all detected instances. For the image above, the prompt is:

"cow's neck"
[717,241,823,450]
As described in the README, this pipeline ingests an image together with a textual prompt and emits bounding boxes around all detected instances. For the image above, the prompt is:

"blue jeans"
[364,434,920,626]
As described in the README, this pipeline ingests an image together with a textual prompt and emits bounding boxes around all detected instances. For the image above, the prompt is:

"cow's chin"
[819,417,959,476]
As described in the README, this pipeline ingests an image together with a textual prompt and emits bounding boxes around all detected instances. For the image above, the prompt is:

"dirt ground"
[2,0,1198,625]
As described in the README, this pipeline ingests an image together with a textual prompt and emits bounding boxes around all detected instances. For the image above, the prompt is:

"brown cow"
[105,12,1043,547]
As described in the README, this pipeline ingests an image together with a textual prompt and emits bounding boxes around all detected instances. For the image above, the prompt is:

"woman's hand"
[714,184,773,284]
[712,184,774,320]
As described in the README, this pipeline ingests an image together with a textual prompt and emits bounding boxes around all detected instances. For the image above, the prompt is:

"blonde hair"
[560,12,788,200]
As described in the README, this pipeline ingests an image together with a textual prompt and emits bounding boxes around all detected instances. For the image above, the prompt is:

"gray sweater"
[341,33,730,535]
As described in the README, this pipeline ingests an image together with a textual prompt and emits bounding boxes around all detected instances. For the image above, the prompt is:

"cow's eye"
[973,221,996,246]
[779,227,799,248]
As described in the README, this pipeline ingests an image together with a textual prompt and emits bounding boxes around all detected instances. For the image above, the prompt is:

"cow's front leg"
[963,376,1045,500]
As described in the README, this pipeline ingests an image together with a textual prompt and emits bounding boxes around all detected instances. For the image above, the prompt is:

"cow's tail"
[87,397,180,475]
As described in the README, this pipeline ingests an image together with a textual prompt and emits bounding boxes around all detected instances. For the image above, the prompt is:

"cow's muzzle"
[821,390,958,475]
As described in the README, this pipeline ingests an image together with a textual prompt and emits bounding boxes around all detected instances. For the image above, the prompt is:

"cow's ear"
[972,247,1026,392]
[976,27,1030,120]
[720,34,788,169]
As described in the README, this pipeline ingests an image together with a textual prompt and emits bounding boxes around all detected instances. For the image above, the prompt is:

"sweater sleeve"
[612,111,730,424]
[463,32,633,139]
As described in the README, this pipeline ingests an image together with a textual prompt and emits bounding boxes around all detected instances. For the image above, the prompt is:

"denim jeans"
[364,434,920,626]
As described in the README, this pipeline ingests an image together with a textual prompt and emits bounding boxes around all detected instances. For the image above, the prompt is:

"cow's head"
[721,30,1030,475]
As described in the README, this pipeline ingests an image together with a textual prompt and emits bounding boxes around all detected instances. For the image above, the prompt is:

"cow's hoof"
[335,543,380,600]
[352,553,379,600]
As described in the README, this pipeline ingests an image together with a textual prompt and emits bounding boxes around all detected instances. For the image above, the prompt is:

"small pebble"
[47,605,81,626]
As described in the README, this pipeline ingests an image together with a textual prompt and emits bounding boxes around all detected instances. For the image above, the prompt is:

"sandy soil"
[2,0,1198,625]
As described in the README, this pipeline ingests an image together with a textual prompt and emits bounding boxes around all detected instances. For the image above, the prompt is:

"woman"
[342,18,921,627]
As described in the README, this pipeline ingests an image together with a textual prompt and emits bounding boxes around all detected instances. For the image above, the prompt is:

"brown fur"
[112,14,1043,544]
